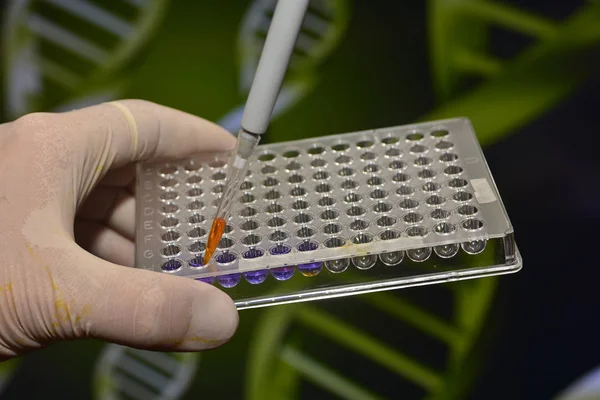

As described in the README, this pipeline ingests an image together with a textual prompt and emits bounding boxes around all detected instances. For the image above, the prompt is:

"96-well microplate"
[135,117,522,309]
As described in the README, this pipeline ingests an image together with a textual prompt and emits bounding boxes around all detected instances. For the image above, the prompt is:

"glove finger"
[74,220,134,267]
[73,248,239,351]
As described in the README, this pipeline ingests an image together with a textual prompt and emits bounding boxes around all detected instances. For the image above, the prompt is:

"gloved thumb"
[59,242,238,352]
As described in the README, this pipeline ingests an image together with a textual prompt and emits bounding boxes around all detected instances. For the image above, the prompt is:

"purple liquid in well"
[268,245,295,279]
[271,266,295,281]
[297,241,322,277]
[188,256,203,268]
[270,244,291,255]
[161,259,182,272]
[216,273,241,288]
[243,248,264,259]
[196,277,214,285]
[244,270,269,284]
[216,252,237,264]
[243,248,268,284]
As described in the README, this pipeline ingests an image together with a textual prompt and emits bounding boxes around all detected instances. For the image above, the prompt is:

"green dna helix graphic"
[1,0,351,398]
[0,1,597,398]
[243,2,600,399]
[424,0,600,147]
[1,0,168,118]
[88,1,349,399]
[93,345,198,400]
[0,1,201,399]
[217,0,349,133]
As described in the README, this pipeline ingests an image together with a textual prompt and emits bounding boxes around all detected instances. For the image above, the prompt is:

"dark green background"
[1,0,599,399]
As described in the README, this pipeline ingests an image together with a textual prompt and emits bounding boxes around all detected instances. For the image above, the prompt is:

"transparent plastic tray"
[135,117,522,309]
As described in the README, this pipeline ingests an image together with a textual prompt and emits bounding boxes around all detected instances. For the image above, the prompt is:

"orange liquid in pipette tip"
[203,217,226,265]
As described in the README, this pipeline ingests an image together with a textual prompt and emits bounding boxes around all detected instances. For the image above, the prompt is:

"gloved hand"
[0,100,239,361]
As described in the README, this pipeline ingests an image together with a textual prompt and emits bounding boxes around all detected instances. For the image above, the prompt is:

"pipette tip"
[203,217,227,265]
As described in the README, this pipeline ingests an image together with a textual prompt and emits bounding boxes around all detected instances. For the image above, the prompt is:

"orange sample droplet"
[203,217,226,265]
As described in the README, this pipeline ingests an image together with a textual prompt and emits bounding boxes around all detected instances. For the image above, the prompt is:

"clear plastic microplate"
[135,117,522,309]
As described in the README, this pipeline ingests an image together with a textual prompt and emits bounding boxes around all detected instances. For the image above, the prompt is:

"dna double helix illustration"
[218,0,348,134]
[0,0,349,398]
[93,345,198,400]
[3,0,596,398]
[244,2,600,399]
[1,0,169,118]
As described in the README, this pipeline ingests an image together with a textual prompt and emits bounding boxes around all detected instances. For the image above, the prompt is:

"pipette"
[203,0,310,265]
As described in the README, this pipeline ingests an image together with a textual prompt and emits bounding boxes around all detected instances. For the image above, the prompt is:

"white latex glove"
[0,100,239,361]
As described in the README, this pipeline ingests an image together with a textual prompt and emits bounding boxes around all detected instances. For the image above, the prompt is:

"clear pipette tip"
[204,130,261,265]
